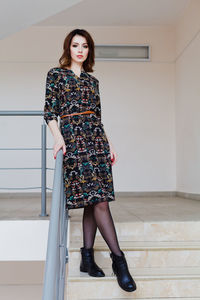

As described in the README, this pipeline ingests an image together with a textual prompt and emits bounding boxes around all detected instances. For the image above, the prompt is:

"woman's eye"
[72,45,88,48]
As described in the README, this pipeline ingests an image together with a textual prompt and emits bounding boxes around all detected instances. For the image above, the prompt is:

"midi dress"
[44,67,115,210]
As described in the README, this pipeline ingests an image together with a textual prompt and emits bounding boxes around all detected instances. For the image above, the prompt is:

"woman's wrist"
[54,133,63,142]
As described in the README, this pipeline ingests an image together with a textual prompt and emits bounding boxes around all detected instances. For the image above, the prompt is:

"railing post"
[40,123,48,217]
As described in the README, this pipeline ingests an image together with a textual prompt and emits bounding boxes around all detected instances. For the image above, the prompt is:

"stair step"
[68,240,200,271]
[69,239,200,250]
[68,266,200,279]
[79,299,200,300]
[66,266,200,299]
[69,220,200,242]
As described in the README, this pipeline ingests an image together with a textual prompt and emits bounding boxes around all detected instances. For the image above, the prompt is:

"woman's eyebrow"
[73,42,88,45]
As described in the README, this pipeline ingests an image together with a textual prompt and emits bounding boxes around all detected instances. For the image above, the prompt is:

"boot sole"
[80,266,105,277]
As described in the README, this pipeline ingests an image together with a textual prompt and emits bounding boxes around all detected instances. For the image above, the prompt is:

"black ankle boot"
[110,250,137,292]
[80,246,105,277]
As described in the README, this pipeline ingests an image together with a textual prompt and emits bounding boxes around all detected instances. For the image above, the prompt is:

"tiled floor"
[0,195,52,220]
[0,194,200,221]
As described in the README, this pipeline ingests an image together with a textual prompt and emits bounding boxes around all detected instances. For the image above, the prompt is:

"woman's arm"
[47,119,62,141]
[93,78,117,165]
[105,132,117,166]
[47,119,66,159]
[44,69,66,158]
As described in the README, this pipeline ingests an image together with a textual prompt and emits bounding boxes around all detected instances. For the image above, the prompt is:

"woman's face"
[70,34,89,66]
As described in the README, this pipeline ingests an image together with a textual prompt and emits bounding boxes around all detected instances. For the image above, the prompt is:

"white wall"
[0,220,49,260]
[0,219,69,260]
[175,0,200,193]
[0,24,176,193]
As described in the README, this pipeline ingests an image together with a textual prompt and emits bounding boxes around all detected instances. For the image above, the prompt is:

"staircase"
[65,196,200,300]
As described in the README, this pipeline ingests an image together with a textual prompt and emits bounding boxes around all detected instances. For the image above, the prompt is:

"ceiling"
[0,0,192,40]
[0,0,82,39]
[36,0,191,27]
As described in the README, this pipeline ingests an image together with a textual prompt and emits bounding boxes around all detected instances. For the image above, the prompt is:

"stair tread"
[69,240,200,250]
[79,299,199,300]
[68,266,200,280]
[69,218,200,223]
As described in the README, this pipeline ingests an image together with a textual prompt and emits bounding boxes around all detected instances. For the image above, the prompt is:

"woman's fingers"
[111,150,117,166]
[109,144,118,165]
[53,144,59,158]
[53,138,66,159]
[63,143,66,155]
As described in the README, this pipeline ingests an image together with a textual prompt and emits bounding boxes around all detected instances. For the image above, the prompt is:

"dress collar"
[61,68,88,80]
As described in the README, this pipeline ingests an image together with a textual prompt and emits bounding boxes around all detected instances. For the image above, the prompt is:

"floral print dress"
[44,67,115,210]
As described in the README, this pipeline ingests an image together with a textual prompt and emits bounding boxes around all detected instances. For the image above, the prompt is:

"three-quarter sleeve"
[44,69,60,125]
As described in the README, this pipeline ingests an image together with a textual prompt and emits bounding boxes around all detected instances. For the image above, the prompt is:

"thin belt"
[60,110,95,119]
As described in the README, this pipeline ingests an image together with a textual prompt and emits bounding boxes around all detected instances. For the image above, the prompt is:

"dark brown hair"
[58,29,95,72]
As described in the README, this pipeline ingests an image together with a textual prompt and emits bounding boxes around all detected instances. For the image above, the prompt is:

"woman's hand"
[105,132,117,166]
[110,143,117,166]
[46,119,66,159]
[53,136,66,159]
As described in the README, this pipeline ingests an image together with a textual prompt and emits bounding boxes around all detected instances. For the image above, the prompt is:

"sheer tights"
[82,201,122,256]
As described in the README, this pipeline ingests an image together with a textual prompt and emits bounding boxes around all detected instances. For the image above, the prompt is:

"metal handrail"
[0,110,56,216]
[42,148,69,300]
[1,110,69,297]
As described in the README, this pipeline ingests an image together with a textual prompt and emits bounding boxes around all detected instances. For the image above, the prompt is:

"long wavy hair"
[58,29,95,72]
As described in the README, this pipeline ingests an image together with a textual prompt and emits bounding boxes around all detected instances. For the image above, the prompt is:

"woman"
[44,28,136,293]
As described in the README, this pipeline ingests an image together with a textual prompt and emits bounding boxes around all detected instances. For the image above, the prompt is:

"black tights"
[82,201,122,256]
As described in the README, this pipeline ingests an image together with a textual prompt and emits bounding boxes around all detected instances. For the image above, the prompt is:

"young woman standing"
[44,28,136,293]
